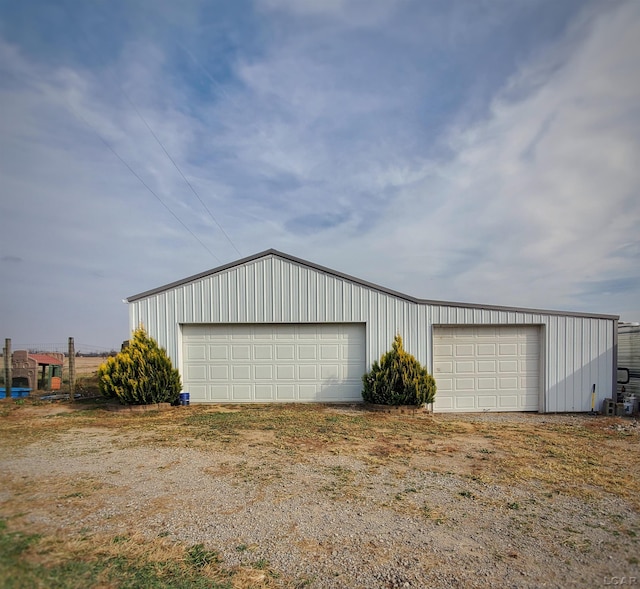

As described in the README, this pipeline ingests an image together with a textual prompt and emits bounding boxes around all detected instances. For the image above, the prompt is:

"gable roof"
[126,248,618,320]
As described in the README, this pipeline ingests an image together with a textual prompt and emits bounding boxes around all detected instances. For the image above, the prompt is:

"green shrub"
[98,326,181,405]
[362,334,436,406]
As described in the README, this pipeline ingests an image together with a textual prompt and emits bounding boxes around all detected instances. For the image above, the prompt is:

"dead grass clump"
[14,525,283,589]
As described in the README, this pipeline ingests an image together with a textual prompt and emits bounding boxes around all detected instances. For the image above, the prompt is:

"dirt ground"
[1,401,639,588]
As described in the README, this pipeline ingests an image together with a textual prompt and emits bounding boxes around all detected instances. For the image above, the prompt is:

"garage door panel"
[209,345,228,360]
[190,385,207,401]
[456,361,474,373]
[498,343,518,356]
[231,327,251,339]
[478,396,497,409]
[477,344,496,356]
[437,378,453,391]
[276,365,295,380]
[276,327,296,339]
[455,344,474,356]
[252,325,274,338]
[210,365,228,380]
[321,365,339,380]
[182,323,365,403]
[434,326,540,413]
[478,377,497,390]
[232,385,251,400]
[186,345,206,360]
[344,363,364,379]
[320,345,339,360]
[477,328,497,338]
[254,365,272,380]
[499,376,518,389]
[187,365,207,380]
[276,384,295,400]
[299,385,317,399]
[456,378,475,390]
[477,360,496,373]
[343,344,362,360]
[276,345,294,360]
[232,345,250,360]
[298,365,317,380]
[232,365,251,380]
[254,345,273,360]
[499,360,518,372]
[455,396,476,410]
[211,385,230,400]
[434,361,453,375]
[434,344,453,356]
[298,345,317,360]
[255,385,274,400]
[499,395,518,409]
[298,325,318,338]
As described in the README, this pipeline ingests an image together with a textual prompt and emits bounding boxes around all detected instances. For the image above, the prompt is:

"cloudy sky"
[1,0,639,351]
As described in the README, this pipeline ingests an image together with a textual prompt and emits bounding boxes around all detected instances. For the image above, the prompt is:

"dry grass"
[1,400,639,587]
[2,400,639,504]
[11,527,282,589]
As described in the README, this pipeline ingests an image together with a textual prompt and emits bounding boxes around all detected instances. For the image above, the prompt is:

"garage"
[432,326,541,412]
[127,249,617,412]
[182,323,366,403]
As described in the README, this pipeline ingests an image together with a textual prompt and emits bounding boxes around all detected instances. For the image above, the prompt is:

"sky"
[1,0,639,352]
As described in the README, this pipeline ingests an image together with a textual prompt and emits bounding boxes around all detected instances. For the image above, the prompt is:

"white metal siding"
[182,323,365,403]
[129,253,617,412]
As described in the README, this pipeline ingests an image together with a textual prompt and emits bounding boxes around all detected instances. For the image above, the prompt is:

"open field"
[1,400,639,588]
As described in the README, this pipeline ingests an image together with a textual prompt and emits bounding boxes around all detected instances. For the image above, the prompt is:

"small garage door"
[433,326,540,412]
[182,323,366,403]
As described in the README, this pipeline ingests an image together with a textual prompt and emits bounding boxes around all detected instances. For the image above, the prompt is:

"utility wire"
[72,106,222,264]
[60,5,240,260]
[122,95,242,257]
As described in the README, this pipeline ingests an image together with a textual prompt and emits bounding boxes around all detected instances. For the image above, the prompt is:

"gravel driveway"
[1,404,639,588]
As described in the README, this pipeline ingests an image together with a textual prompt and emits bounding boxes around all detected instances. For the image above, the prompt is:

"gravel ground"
[1,409,639,588]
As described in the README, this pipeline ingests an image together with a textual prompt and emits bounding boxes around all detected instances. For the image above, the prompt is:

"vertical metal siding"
[129,253,616,412]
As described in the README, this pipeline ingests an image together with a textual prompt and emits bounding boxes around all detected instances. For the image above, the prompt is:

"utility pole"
[3,339,11,399]
[68,337,75,401]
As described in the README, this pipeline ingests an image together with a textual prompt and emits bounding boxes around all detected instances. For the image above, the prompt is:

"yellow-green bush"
[98,326,181,405]
[362,334,436,406]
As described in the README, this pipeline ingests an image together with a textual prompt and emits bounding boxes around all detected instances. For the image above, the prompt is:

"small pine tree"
[98,326,182,405]
[362,334,436,406]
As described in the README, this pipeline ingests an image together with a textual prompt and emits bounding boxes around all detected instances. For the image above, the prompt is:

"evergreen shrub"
[362,334,436,406]
[98,326,182,405]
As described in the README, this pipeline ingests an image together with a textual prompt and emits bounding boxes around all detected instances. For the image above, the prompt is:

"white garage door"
[433,326,540,412]
[182,323,366,403]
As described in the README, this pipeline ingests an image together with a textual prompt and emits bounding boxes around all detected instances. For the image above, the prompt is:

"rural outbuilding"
[127,249,618,413]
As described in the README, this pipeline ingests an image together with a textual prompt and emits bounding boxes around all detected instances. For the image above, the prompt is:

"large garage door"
[433,326,540,412]
[182,323,366,403]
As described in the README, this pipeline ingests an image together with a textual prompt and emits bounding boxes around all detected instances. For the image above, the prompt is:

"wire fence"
[2,343,120,357]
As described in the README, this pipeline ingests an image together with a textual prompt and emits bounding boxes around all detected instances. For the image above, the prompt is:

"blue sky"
[1,0,639,351]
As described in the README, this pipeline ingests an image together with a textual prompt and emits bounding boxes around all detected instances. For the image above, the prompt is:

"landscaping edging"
[364,403,431,415]
[105,402,173,413]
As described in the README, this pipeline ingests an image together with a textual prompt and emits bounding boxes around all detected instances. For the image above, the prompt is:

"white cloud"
[347,1,640,313]
[1,0,639,349]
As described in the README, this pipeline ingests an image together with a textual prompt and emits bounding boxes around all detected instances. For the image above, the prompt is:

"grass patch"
[0,519,280,589]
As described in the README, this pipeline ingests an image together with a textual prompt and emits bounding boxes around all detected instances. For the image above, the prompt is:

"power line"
[123,95,242,257]
[71,105,222,264]
[61,4,242,259]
